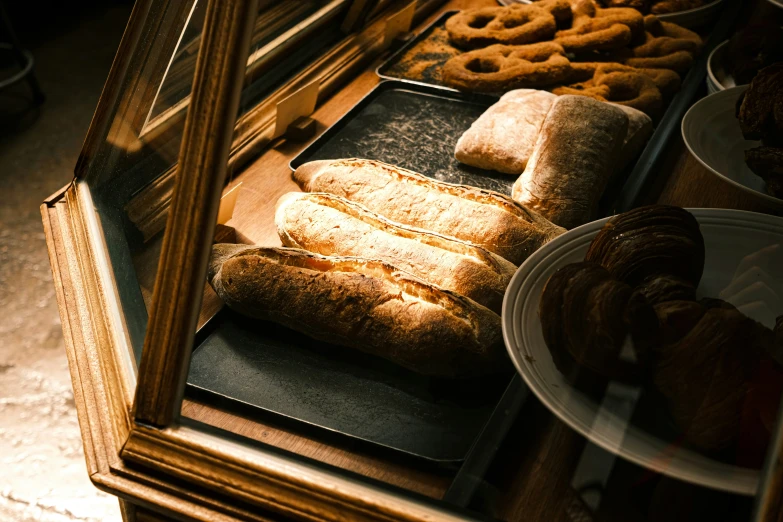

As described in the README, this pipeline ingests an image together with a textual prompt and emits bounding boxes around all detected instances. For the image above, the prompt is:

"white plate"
[503,208,783,495]
[682,86,783,208]
[707,40,738,92]
[498,0,725,27]
[768,0,783,9]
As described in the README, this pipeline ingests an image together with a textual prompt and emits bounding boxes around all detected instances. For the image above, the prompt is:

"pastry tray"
[375,1,740,210]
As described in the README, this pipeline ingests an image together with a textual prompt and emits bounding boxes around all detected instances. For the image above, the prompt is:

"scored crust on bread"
[455,89,558,175]
[512,95,628,229]
[275,192,516,314]
[292,158,564,266]
[208,244,507,377]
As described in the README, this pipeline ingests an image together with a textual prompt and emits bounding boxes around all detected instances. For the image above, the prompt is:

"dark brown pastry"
[652,299,774,451]
[585,205,705,288]
[597,0,651,11]
[650,0,704,14]
[634,274,696,305]
[737,63,783,142]
[623,15,703,75]
[540,261,659,383]
[745,146,783,199]
[726,23,783,86]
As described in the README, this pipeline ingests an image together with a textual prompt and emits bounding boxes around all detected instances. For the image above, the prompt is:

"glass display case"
[41,0,783,520]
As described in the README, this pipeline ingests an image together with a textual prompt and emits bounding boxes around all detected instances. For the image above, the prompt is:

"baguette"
[276,192,516,314]
[208,244,506,377]
[512,95,628,229]
[292,158,564,265]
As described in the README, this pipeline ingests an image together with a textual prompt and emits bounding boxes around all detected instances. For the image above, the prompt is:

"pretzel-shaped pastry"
[442,42,573,93]
[623,15,702,73]
[554,0,645,54]
[445,4,558,50]
[553,63,664,117]
[570,61,681,97]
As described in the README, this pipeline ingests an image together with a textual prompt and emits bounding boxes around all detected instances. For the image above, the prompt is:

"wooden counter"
[180,0,782,520]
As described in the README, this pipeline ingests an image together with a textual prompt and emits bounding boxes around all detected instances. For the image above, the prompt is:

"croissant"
[539,261,659,383]
[634,274,696,305]
[652,299,775,451]
[585,205,705,287]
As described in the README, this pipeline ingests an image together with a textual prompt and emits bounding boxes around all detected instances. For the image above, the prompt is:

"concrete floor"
[0,3,131,521]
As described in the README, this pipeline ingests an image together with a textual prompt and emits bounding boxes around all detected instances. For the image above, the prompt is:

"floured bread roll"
[455,90,557,175]
[612,103,654,173]
[512,95,629,229]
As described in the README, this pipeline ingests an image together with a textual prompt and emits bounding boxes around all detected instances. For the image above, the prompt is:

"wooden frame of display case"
[42,0,473,520]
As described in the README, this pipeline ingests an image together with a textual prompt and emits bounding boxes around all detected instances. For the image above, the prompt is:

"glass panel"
[179,0,783,520]
[75,0,355,366]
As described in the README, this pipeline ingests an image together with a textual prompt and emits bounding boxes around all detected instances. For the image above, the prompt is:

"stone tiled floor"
[0,3,131,521]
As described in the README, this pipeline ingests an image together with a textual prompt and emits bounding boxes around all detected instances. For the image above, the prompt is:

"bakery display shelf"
[374,0,742,211]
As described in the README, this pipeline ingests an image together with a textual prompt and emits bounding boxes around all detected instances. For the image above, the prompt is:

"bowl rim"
[681,85,783,207]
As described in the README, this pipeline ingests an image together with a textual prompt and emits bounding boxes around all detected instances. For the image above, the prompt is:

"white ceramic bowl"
[682,86,783,209]
[503,208,783,495]
[707,40,738,92]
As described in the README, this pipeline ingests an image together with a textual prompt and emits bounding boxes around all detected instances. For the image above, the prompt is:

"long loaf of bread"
[512,95,629,229]
[292,158,564,266]
[208,245,506,377]
[275,192,516,314]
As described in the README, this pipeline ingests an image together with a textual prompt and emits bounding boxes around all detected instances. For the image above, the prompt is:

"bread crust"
[275,192,516,314]
[511,95,629,229]
[455,89,557,175]
[293,158,564,266]
[208,244,506,377]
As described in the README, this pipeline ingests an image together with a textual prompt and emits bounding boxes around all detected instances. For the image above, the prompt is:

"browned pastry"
[554,0,645,54]
[567,61,681,98]
[539,261,659,383]
[585,205,705,287]
[598,0,651,10]
[553,63,664,118]
[650,0,705,14]
[634,274,696,305]
[537,0,574,27]
[208,245,507,377]
[652,298,774,451]
[745,147,783,199]
[445,4,558,49]
[512,95,629,229]
[623,15,702,74]
[737,63,783,142]
[442,42,573,93]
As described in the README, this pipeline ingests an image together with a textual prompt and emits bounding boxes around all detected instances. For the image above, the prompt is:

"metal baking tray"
[187,297,512,464]
[376,10,459,90]
[291,80,629,213]
[373,2,741,210]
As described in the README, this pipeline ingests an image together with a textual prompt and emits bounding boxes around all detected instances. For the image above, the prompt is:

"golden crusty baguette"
[276,192,516,314]
[292,158,564,266]
[208,244,507,377]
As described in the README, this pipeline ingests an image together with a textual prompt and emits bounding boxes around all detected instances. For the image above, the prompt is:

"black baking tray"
[187,306,512,463]
[376,10,459,90]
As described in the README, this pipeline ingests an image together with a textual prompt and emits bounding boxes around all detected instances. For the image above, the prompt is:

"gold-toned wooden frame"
[42,0,473,520]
